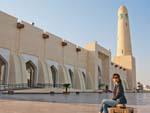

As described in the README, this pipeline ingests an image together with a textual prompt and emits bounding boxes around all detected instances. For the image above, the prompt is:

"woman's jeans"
[100,99,118,113]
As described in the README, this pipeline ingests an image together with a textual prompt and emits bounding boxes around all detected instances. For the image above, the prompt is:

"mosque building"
[0,5,136,91]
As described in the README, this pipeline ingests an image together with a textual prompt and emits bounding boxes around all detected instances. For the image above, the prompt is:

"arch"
[82,71,86,89]
[50,65,58,88]
[0,55,8,85]
[58,65,66,84]
[68,69,74,88]
[82,72,86,80]
[26,60,37,87]
[73,68,81,89]
[86,72,94,89]
[76,68,86,90]
[98,66,102,89]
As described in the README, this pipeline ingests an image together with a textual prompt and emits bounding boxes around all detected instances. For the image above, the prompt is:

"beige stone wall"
[0,11,130,91]
[0,11,17,52]
[96,44,111,86]
[18,21,44,57]
[0,11,96,90]
[84,42,96,89]
[84,42,111,89]
[113,56,136,90]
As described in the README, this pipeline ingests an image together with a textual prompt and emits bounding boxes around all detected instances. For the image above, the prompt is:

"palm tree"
[63,83,70,94]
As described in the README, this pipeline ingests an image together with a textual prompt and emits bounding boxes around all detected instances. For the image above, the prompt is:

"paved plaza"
[0,99,149,113]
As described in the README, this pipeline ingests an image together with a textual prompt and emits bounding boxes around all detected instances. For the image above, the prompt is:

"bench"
[109,104,136,113]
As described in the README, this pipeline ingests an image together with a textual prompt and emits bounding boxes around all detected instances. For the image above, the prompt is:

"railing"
[0,83,66,91]
[0,83,28,91]
[36,83,65,88]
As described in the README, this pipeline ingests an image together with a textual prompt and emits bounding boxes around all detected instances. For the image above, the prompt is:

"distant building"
[137,82,143,92]
[0,5,136,91]
[143,85,150,91]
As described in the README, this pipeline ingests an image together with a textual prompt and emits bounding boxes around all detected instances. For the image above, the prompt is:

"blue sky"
[0,0,150,85]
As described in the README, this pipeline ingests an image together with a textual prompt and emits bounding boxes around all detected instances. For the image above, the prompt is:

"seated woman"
[99,73,127,113]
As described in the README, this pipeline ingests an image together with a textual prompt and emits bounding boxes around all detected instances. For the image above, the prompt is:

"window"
[126,22,128,27]
[82,72,86,88]
[0,55,8,85]
[98,66,101,77]
[125,14,128,19]
[51,65,58,88]
[82,72,86,80]
[98,66,102,89]
[122,50,124,54]
[120,14,124,19]
[68,69,74,87]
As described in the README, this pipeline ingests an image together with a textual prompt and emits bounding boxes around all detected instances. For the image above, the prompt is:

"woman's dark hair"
[112,73,122,83]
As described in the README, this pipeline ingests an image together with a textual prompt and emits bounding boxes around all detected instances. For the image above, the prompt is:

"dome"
[118,5,128,15]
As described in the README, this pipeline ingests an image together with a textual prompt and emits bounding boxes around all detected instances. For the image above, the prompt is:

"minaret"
[113,5,136,90]
[117,5,132,56]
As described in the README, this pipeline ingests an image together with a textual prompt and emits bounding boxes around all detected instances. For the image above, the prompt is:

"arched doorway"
[82,71,86,89]
[26,60,36,87]
[50,65,58,88]
[0,55,8,85]
[98,66,102,89]
[68,69,74,88]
